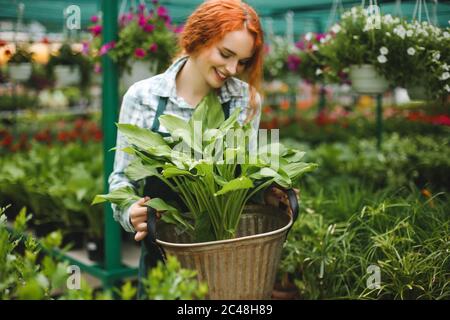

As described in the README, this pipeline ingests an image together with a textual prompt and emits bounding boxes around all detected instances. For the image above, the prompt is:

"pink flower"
[295,41,305,50]
[89,25,102,37]
[99,41,115,56]
[173,25,184,34]
[152,0,158,4]
[157,6,168,18]
[138,14,147,27]
[135,48,146,58]
[90,15,99,23]
[138,3,146,13]
[144,24,155,32]
[149,43,158,52]
[315,33,326,42]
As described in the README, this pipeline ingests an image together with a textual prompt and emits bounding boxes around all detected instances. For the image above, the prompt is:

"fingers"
[134,231,148,242]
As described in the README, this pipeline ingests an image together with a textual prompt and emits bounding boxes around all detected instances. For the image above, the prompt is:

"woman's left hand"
[263,186,299,217]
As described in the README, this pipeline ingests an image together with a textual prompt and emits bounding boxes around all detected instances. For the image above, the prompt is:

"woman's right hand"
[130,196,161,241]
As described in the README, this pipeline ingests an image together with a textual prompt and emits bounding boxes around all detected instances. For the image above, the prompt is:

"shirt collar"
[150,56,244,104]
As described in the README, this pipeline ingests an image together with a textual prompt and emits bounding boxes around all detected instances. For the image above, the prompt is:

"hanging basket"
[407,85,429,101]
[8,63,32,82]
[122,60,158,89]
[54,65,80,88]
[349,64,389,94]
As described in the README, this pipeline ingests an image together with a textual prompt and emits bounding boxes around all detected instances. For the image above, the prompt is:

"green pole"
[376,94,383,150]
[102,0,121,279]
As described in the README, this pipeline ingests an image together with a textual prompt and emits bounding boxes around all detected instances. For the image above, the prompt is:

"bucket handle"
[143,206,167,263]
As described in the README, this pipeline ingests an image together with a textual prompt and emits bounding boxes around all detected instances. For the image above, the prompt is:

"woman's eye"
[219,51,231,59]
[239,60,249,66]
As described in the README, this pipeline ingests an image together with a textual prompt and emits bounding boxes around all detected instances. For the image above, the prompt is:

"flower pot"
[156,204,294,299]
[8,63,32,82]
[86,236,104,263]
[349,64,389,94]
[122,60,158,89]
[54,65,80,88]
[271,282,299,300]
[407,85,429,101]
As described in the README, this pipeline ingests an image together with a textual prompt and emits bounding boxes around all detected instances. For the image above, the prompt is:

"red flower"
[1,134,12,147]
[144,24,155,33]
[89,25,102,37]
[90,15,99,23]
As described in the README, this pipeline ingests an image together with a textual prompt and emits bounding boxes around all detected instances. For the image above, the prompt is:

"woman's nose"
[225,59,238,76]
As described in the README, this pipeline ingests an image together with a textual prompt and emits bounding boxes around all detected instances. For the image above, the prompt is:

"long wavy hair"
[178,0,264,122]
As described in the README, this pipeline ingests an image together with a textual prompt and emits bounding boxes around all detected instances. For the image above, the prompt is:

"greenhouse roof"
[0,0,449,37]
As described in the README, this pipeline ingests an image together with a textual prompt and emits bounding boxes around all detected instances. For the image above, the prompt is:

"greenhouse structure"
[0,0,449,302]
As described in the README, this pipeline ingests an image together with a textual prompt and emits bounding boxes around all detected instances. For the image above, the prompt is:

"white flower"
[325,34,332,42]
[377,55,387,64]
[445,84,450,93]
[315,68,323,75]
[432,52,441,61]
[407,47,416,56]
[444,31,450,39]
[353,35,359,40]
[305,32,313,41]
[331,24,341,34]
[386,32,391,37]
[380,47,389,55]
[406,30,414,37]
[393,25,406,39]
[440,72,450,81]
[383,14,393,24]
[443,64,449,71]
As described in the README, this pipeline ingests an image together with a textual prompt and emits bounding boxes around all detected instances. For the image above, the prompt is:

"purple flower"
[90,15,99,23]
[135,48,146,58]
[89,25,102,37]
[152,0,158,4]
[144,24,155,32]
[287,54,301,71]
[99,41,115,56]
[94,63,102,74]
[295,41,305,50]
[138,3,146,13]
[149,43,158,52]
[81,41,89,55]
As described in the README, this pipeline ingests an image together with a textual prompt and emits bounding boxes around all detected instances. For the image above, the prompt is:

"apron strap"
[151,96,169,133]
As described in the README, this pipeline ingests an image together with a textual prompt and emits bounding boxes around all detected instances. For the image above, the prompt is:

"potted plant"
[93,92,317,298]
[87,1,179,88]
[322,7,392,94]
[8,45,33,82]
[46,43,90,88]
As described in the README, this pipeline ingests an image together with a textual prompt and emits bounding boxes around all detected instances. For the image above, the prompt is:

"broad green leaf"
[215,177,253,196]
[125,159,159,181]
[283,162,319,181]
[162,166,195,179]
[92,186,139,208]
[117,124,171,157]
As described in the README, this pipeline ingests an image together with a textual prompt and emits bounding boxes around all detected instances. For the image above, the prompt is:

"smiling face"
[191,28,255,89]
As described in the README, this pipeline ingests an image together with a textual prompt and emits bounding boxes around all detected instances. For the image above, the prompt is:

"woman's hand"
[263,186,300,217]
[130,196,161,242]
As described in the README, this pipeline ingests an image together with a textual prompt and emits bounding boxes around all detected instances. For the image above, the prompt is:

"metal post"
[376,94,383,150]
[102,0,121,284]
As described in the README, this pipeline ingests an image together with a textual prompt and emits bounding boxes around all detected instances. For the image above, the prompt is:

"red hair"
[179,0,264,122]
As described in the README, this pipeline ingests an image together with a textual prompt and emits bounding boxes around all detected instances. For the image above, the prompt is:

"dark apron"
[137,95,231,298]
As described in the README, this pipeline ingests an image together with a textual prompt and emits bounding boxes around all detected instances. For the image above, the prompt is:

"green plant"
[94,91,317,241]
[46,43,92,88]
[88,2,178,75]
[8,45,33,64]
[140,255,208,300]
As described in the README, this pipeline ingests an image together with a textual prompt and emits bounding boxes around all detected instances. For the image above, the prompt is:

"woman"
[109,0,294,295]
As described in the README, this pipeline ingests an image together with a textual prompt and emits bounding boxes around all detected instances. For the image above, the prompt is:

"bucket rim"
[156,213,293,248]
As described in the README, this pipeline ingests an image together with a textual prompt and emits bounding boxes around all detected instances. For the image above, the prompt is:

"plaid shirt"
[109,56,262,232]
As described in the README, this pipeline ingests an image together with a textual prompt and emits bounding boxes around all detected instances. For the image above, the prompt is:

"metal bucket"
[155,204,293,300]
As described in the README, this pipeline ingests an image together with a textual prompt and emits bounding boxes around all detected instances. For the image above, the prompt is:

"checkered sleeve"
[108,84,147,233]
